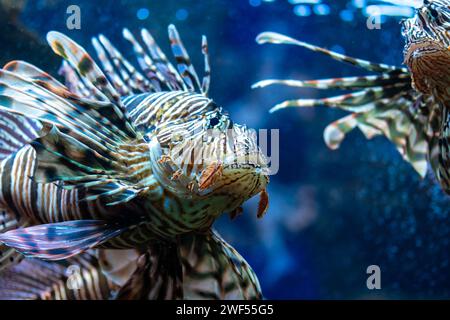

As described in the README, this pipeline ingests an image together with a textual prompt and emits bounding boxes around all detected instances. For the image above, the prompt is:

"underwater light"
[249,0,262,7]
[339,9,354,22]
[175,8,189,21]
[313,3,330,15]
[364,4,415,18]
[136,8,149,20]
[288,0,322,4]
[293,4,312,16]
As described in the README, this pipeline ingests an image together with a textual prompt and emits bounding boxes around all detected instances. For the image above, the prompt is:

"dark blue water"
[6,0,450,299]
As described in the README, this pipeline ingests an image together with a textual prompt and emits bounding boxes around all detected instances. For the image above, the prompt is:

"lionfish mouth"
[148,123,269,197]
[222,152,268,170]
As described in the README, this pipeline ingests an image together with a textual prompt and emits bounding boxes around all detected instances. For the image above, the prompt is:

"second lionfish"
[0,24,270,299]
[254,0,450,193]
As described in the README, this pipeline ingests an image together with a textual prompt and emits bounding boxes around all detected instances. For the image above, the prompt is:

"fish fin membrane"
[97,248,141,287]
[180,230,263,300]
[30,125,155,205]
[254,31,442,178]
[0,59,155,205]
[0,109,41,160]
[56,25,210,97]
[0,251,116,300]
[3,60,133,141]
[0,207,32,272]
[0,220,130,260]
[0,64,136,144]
[98,231,263,300]
[114,242,183,300]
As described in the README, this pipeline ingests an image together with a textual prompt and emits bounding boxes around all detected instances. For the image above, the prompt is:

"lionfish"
[0,25,270,299]
[254,0,450,191]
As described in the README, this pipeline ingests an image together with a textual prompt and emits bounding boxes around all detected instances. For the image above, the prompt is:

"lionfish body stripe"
[0,25,269,299]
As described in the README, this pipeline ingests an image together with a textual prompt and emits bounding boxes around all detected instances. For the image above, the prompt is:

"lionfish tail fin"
[0,220,129,260]
[254,31,440,178]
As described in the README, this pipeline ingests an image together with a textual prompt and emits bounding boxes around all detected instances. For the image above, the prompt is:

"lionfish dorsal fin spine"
[46,31,138,138]
[254,31,433,178]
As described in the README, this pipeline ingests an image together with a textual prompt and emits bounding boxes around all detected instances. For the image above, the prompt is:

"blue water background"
[5,0,450,299]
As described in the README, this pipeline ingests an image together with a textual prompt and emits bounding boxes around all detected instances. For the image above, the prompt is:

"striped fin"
[97,249,140,287]
[0,209,28,272]
[46,31,137,138]
[0,110,41,160]
[91,37,131,96]
[201,35,211,95]
[122,29,167,91]
[114,242,183,300]
[0,68,134,144]
[254,31,438,178]
[30,125,118,183]
[0,251,116,299]
[253,74,411,91]
[0,220,129,260]
[168,25,202,92]
[97,231,263,300]
[0,59,154,206]
[256,31,406,73]
[181,230,262,300]
[94,34,152,94]
[69,26,211,97]
[47,31,121,104]
[4,60,67,89]
[31,125,153,206]
[139,27,186,90]
[267,85,407,113]
[58,61,94,98]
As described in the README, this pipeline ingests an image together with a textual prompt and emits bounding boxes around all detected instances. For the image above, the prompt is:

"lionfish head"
[149,95,270,218]
[402,0,450,97]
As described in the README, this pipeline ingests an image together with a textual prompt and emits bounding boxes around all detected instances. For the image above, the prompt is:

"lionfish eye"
[209,117,220,127]
[205,110,231,131]
[429,7,439,19]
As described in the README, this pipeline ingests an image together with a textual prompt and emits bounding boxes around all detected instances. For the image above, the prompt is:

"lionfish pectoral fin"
[108,231,264,300]
[97,248,140,287]
[0,251,115,300]
[114,243,183,300]
[254,31,434,179]
[29,125,150,207]
[0,220,130,261]
[181,230,263,300]
[0,108,42,161]
[0,207,32,272]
